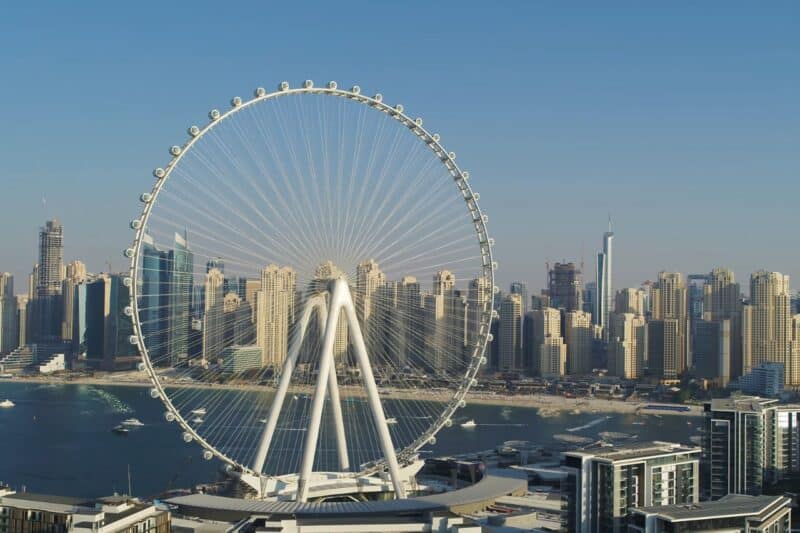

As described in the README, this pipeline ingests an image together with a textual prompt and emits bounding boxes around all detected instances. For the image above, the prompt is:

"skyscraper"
[168,232,193,366]
[549,262,583,311]
[311,261,348,363]
[356,259,386,354]
[703,267,743,378]
[608,312,647,379]
[523,307,563,377]
[0,273,18,354]
[36,219,65,343]
[498,293,522,371]
[398,276,422,368]
[595,225,614,339]
[257,264,296,368]
[743,271,794,385]
[141,234,170,363]
[84,274,136,370]
[615,287,646,316]
[649,272,688,378]
[564,310,593,375]
[509,281,529,315]
[60,260,87,344]
[202,268,225,363]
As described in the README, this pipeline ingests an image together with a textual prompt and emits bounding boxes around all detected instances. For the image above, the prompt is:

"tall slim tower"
[168,231,193,365]
[595,222,614,340]
[649,271,688,378]
[498,293,522,371]
[257,264,297,367]
[0,273,18,354]
[36,219,65,343]
[356,259,386,354]
[202,268,225,362]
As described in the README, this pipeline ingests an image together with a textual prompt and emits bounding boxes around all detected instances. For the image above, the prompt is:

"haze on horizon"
[0,2,797,294]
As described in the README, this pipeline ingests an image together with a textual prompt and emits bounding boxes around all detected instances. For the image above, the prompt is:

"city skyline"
[1,2,799,289]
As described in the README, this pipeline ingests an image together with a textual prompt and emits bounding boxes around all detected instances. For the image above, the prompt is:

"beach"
[1,371,703,417]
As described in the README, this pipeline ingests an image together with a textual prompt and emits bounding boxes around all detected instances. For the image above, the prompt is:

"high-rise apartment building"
[140,234,170,363]
[703,267,743,378]
[355,259,386,355]
[615,287,646,316]
[0,273,17,354]
[649,272,688,378]
[595,227,614,339]
[743,271,795,385]
[468,276,492,364]
[35,219,65,343]
[549,262,583,312]
[692,319,731,385]
[540,335,567,377]
[15,296,28,348]
[565,310,593,375]
[257,264,296,368]
[608,312,647,379]
[704,397,800,500]
[202,268,225,362]
[60,260,87,343]
[498,293,522,371]
[562,441,700,533]
[523,307,562,375]
[509,281,529,315]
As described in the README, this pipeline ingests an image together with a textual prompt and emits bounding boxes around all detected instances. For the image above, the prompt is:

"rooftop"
[564,441,700,463]
[708,396,778,412]
[631,494,791,522]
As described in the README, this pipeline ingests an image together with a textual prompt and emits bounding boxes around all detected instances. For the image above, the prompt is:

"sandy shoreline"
[0,373,704,417]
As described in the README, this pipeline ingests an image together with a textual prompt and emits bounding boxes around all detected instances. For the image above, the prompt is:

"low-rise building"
[0,491,169,533]
[628,493,792,532]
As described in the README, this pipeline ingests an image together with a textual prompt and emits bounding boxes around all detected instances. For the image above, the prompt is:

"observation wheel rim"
[125,81,496,479]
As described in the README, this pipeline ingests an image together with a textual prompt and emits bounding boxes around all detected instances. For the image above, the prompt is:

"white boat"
[259,418,268,424]
[190,408,207,416]
[112,425,129,435]
[386,417,398,425]
[292,395,299,400]
[192,417,204,424]
[121,418,144,427]
[0,399,14,408]
[461,419,477,428]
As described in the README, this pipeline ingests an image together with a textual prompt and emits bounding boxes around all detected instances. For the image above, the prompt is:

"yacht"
[460,419,477,428]
[112,425,129,435]
[0,399,15,408]
[385,417,398,425]
[190,408,207,416]
[192,417,204,424]
[121,418,144,427]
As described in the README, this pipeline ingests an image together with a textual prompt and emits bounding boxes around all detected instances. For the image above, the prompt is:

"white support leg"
[252,294,325,477]
[327,357,350,472]
[342,289,407,499]
[296,287,343,502]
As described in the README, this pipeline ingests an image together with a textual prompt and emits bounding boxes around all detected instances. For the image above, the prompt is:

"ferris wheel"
[125,80,495,500]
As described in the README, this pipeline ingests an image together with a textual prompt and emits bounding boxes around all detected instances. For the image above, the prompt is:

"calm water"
[0,381,701,498]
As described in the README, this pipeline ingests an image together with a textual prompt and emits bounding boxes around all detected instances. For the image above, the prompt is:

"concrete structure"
[744,271,794,385]
[523,307,561,375]
[220,345,262,374]
[0,274,17,354]
[703,267,743,378]
[38,353,65,374]
[565,310,593,375]
[562,441,701,533]
[0,491,170,533]
[693,319,731,386]
[595,227,614,340]
[202,268,225,363]
[649,272,688,378]
[615,287,646,316]
[704,396,800,499]
[498,293,522,371]
[608,313,647,379]
[739,362,785,397]
[548,262,583,312]
[34,219,65,344]
[628,493,792,532]
[256,264,296,368]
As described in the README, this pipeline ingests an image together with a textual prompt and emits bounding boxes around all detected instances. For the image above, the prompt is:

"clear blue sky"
[1,1,798,294]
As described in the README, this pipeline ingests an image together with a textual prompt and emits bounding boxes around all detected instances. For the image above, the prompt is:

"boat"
[190,408,207,416]
[460,419,477,428]
[259,418,268,424]
[292,395,299,400]
[112,425,129,435]
[192,417,204,424]
[386,417,398,425]
[632,421,645,425]
[0,399,15,408]
[121,418,144,427]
